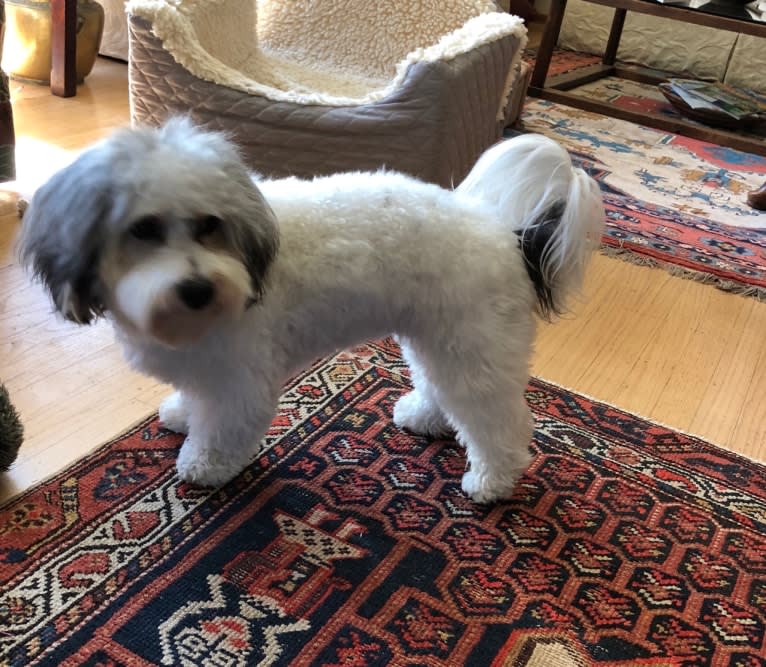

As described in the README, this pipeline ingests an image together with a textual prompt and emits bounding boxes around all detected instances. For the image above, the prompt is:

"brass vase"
[2,0,105,84]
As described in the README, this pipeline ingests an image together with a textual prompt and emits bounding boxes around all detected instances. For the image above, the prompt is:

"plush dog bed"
[126,0,529,187]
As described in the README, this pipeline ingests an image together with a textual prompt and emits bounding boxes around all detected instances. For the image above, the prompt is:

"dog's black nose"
[177,278,215,310]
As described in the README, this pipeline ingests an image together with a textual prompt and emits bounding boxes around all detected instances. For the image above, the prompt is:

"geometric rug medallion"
[1,341,765,665]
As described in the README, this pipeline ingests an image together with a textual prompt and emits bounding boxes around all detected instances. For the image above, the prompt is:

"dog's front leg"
[174,380,280,488]
[159,390,191,434]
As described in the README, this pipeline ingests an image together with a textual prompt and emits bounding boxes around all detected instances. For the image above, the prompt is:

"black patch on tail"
[515,202,564,320]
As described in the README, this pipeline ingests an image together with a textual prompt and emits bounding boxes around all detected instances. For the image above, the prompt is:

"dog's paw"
[176,438,243,487]
[159,392,190,434]
[461,468,517,505]
[393,390,450,436]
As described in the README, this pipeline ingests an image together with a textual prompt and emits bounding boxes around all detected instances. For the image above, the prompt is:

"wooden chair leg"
[51,0,77,97]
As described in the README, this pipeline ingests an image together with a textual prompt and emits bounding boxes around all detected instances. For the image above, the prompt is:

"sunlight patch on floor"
[0,136,77,202]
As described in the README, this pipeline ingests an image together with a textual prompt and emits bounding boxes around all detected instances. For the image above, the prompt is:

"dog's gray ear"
[17,154,113,324]
[230,192,279,302]
[219,166,280,302]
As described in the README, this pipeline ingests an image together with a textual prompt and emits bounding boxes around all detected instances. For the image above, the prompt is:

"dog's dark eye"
[195,215,222,240]
[129,216,165,243]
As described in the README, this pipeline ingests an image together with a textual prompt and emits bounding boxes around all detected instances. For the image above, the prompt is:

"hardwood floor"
[0,59,170,502]
[1,57,765,504]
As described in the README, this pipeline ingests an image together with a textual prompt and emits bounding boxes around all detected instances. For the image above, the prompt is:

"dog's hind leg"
[452,385,534,504]
[393,338,452,437]
[406,326,535,504]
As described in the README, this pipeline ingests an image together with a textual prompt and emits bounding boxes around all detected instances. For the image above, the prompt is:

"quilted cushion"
[127,0,529,187]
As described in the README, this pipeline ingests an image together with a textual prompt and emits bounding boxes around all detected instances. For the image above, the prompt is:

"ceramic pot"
[2,0,104,84]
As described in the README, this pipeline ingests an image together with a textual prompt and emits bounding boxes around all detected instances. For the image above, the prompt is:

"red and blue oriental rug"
[521,49,766,299]
[518,99,766,299]
[1,341,765,665]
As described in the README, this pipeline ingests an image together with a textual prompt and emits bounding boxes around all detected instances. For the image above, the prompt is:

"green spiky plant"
[0,382,23,471]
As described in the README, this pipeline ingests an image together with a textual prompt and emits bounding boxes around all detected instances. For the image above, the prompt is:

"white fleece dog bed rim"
[126,0,527,115]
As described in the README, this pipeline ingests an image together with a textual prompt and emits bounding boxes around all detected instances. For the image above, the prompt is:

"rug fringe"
[600,244,766,302]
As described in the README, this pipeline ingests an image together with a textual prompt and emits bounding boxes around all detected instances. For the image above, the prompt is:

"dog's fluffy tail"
[457,134,605,319]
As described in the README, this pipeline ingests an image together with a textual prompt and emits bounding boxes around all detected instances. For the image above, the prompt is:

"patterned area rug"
[522,47,600,78]
[522,99,766,229]
[520,48,766,297]
[518,98,766,297]
[2,341,765,666]
[522,47,766,143]
[573,76,766,145]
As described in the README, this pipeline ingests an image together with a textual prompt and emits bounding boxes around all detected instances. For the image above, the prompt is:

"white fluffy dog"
[18,120,604,503]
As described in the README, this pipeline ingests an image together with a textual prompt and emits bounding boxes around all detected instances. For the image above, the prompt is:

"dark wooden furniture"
[529,0,766,155]
[0,0,16,180]
[51,0,77,97]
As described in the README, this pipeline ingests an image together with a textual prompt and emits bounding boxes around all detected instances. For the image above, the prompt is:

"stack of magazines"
[659,79,766,126]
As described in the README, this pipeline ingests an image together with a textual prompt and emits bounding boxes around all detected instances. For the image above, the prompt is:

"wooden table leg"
[603,8,627,66]
[530,0,568,90]
[50,0,77,97]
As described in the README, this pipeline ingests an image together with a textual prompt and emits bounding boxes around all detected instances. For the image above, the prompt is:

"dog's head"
[18,118,279,347]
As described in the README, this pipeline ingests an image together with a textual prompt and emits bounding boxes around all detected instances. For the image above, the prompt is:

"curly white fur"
[18,119,604,503]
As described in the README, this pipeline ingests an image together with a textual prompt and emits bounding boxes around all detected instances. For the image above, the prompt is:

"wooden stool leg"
[51,0,77,97]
